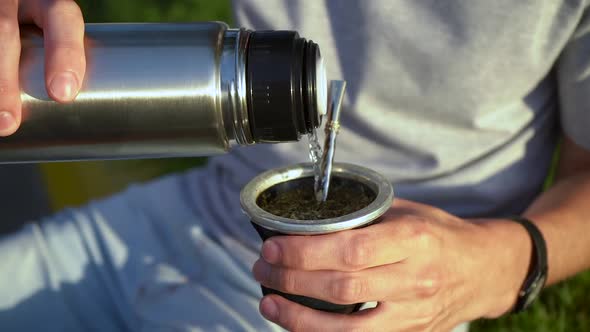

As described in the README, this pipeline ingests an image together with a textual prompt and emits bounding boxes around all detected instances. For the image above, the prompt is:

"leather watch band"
[507,216,548,313]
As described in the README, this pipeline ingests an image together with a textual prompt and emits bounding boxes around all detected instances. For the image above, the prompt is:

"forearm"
[466,137,590,318]
[463,171,590,318]
[522,170,590,285]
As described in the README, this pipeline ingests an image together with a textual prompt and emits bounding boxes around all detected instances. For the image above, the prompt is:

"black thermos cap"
[246,31,323,142]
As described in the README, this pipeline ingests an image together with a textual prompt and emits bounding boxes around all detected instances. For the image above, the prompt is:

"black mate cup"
[240,162,394,314]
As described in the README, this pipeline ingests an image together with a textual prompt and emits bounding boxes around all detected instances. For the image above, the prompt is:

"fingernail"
[49,72,79,101]
[260,296,279,321]
[252,259,270,283]
[262,240,281,264]
[0,112,17,136]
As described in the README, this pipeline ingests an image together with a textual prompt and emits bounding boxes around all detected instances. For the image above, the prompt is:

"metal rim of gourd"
[240,162,394,235]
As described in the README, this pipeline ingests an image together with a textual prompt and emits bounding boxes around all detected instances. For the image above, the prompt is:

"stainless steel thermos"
[0,22,327,163]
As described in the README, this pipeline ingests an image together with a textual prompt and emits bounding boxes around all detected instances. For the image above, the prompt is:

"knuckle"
[430,206,449,220]
[345,320,378,332]
[282,307,307,332]
[412,320,435,332]
[0,19,18,37]
[49,44,85,61]
[407,218,439,250]
[52,37,84,50]
[290,244,313,269]
[414,267,443,299]
[289,320,305,332]
[331,275,367,304]
[50,0,83,19]
[0,80,9,94]
[45,46,86,74]
[412,309,440,331]
[343,233,375,269]
[276,269,298,293]
[420,302,443,320]
[0,80,17,97]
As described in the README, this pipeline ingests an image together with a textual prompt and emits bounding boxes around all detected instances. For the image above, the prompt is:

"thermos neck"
[222,29,327,146]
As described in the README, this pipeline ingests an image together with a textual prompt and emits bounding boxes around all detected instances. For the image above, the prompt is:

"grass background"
[42,1,589,330]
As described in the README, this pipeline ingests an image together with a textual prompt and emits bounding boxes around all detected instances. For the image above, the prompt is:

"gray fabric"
[197,0,590,246]
[558,3,590,149]
[0,171,280,331]
[0,164,50,234]
[2,1,590,331]
[0,170,468,331]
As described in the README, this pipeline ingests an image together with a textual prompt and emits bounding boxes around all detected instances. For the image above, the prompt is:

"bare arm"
[522,134,590,285]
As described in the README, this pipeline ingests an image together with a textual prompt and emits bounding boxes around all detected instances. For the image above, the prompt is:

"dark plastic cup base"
[261,285,362,314]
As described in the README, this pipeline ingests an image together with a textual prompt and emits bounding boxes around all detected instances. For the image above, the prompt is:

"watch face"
[524,274,547,309]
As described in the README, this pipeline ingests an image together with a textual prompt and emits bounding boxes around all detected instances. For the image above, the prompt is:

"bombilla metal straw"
[315,80,347,202]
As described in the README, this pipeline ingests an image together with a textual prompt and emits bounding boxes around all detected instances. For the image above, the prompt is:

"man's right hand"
[1,0,86,136]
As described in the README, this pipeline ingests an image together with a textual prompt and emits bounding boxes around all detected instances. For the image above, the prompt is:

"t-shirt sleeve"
[557,7,590,150]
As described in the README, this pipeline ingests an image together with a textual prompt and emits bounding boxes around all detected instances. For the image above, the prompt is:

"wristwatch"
[508,217,548,313]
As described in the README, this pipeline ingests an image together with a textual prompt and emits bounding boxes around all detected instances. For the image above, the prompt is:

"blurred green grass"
[78,0,232,23]
[53,1,590,331]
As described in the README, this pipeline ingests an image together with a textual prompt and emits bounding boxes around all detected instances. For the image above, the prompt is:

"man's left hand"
[252,199,532,332]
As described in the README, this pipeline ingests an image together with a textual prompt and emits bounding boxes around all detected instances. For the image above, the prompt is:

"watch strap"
[507,216,548,313]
